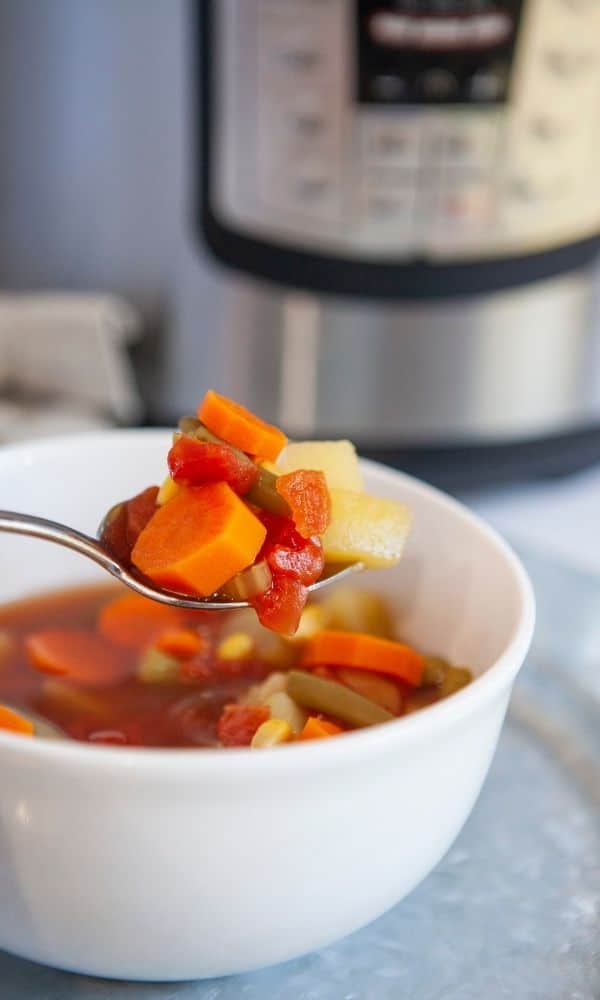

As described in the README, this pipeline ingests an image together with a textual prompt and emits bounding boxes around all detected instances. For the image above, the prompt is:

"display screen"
[356,0,524,105]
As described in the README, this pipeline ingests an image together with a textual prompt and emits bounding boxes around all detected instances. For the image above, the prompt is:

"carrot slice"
[198,390,287,462]
[131,483,267,597]
[98,593,186,650]
[0,704,34,736]
[155,628,206,660]
[302,630,425,687]
[25,630,131,687]
[276,469,331,537]
[299,717,342,740]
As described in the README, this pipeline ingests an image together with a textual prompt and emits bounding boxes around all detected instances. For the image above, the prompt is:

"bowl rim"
[0,429,535,777]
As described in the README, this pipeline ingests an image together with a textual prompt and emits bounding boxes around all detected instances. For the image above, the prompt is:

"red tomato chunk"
[168,436,259,496]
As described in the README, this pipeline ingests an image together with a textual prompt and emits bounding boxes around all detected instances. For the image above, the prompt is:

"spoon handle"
[0,510,121,576]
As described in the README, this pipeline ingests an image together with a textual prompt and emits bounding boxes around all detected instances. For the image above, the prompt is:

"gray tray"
[1,545,598,999]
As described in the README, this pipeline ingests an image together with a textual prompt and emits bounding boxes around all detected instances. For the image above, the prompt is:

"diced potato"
[322,490,412,568]
[319,587,394,638]
[240,671,288,706]
[217,633,255,661]
[279,441,363,492]
[220,611,296,668]
[440,666,471,697]
[264,691,307,733]
[138,647,181,684]
[156,475,181,506]
[251,718,293,748]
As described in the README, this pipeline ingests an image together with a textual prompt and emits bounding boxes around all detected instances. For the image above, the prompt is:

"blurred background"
[2,0,600,492]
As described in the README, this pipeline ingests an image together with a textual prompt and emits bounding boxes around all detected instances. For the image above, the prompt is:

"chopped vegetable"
[251,718,293,748]
[155,628,205,660]
[168,436,259,496]
[264,691,307,733]
[287,670,393,728]
[0,704,34,736]
[131,482,267,596]
[25,629,130,687]
[322,489,412,568]
[279,440,363,492]
[299,717,343,740]
[156,474,181,506]
[252,576,308,636]
[217,632,255,661]
[137,647,181,684]
[440,666,472,697]
[302,630,424,687]
[41,679,111,719]
[100,486,160,565]
[240,671,287,706]
[422,656,448,687]
[98,593,185,650]
[276,469,331,537]
[264,537,324,585]
[222,561,273,601]
[247,466,291,517]
[320,587,394,638]
[198,389,287,461]
[217,703,270,747]
[336,667,403,715]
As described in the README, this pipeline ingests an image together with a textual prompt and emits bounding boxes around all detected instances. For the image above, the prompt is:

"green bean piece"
[440,666,471,697]
[138,648,181,685]
[287,670,394,728]
[221,560,273,601]
[178,415,202,436]
[422,655,449,687]
[246,467,291,517]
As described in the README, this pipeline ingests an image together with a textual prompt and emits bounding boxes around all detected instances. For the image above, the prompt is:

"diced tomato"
[252,575,308,635]
[125,486,160,547]
[257,511,303,549]
[264,536,324,585]
[100,486,159,565]
[217,703,270,747]
[168,437,259,496]
[276,470,331,537]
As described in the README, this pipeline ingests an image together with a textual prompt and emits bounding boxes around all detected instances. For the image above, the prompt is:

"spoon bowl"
[0,509,363,610]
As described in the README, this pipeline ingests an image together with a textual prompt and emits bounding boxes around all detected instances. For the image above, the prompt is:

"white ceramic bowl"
[0,431,534,981]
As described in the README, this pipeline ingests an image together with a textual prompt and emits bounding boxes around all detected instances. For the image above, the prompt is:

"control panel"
[209,0,600,262]
[357,0,524,105]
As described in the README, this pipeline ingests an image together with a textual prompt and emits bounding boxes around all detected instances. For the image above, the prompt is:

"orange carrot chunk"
[25,630,131,687]
[98,593,186,650]
[155,628,206,660]
[302,630,425,687]
[299,717,343,740]
[276,469,331,537]
[198,389,287,462]
[0,704,34,736]
[131,482,267,597]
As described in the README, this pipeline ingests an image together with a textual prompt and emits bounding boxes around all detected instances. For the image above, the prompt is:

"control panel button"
[369,75,408,102]
[416,69,459,101]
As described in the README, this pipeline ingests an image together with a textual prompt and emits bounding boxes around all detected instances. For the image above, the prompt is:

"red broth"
[0,584,275,747]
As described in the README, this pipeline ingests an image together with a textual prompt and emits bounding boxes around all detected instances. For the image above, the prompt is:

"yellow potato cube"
[279,441,363,492]
[322,489,412,568]
[156,475,181,506]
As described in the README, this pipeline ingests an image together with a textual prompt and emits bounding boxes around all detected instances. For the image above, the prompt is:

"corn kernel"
[217,632,255,661]
[251,718,293,748]
[156,475,181,506]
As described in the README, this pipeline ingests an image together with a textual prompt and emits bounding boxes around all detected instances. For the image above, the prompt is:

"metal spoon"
[0,509,363,610]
